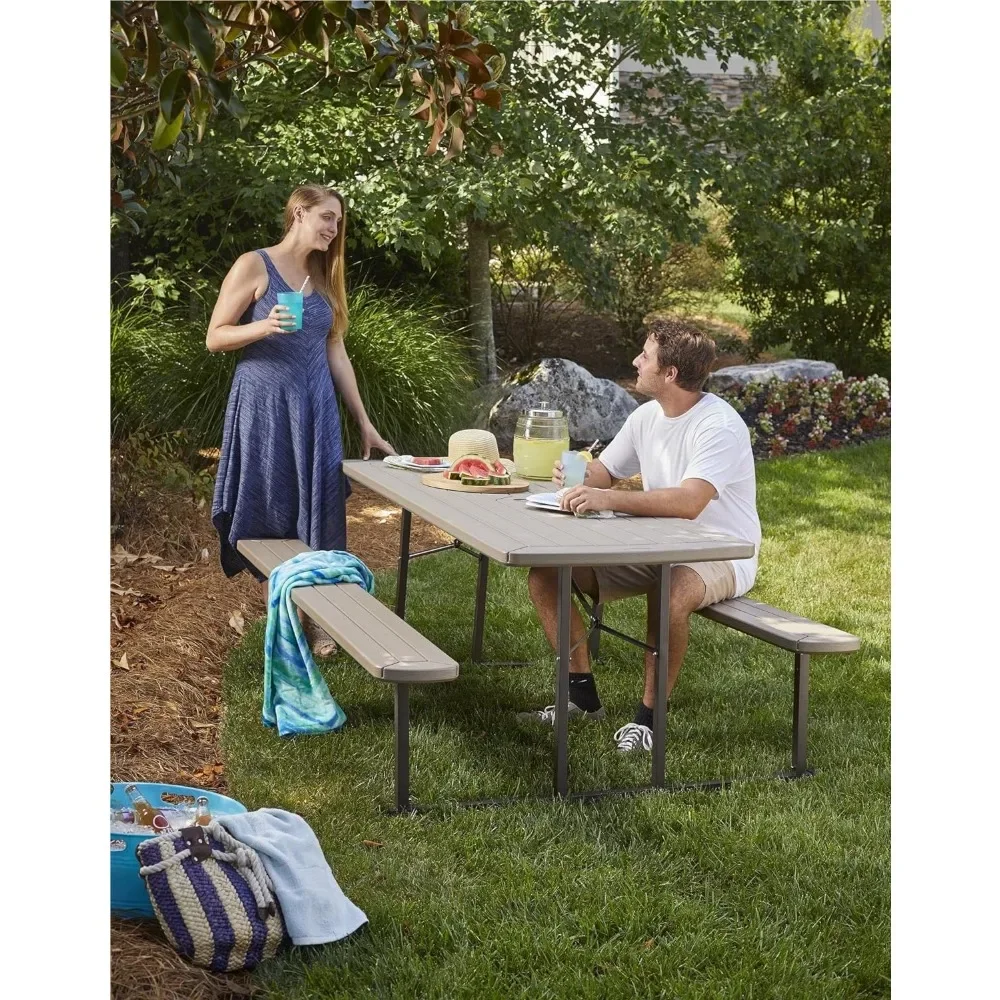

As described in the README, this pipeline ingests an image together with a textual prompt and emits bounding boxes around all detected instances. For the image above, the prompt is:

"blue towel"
[218,808,368,947]
[264,550,375,737]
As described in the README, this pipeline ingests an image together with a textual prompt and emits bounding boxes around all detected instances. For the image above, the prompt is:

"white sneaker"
[516,703,606,726]
[614,722,653,753]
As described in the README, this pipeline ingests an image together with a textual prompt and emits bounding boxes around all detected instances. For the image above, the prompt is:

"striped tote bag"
[136,821,286,971]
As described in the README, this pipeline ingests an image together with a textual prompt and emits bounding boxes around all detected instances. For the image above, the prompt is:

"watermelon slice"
[447,455,493,481]
[411,456,446,466]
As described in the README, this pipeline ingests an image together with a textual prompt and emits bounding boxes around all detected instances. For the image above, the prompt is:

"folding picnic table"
[343,459,755,804]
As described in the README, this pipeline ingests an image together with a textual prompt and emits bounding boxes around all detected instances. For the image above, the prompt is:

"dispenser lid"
[525,401,564,418]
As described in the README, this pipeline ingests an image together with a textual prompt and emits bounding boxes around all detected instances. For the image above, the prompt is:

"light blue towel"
[264,550,375,737]
[218,808,368,946]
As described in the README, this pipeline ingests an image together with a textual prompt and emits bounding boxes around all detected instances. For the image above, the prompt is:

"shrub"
[716,23,890,377]
[490,241,578,361]
[110,429,215,543]
[111,286,475,459]
[717,374,890,459]
[111,295,236,451]
[332,286,476,458]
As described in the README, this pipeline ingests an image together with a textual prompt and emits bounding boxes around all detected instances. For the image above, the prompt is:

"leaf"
[302,4,326,47]
[149,563,177,572]
[110,585,142,598]
[425,113,445,155]
[406,2,429,35]
[142,21,161,81]
[268,5,297,37]
[362,839,384,848]
[200,548,210,561]
[485,53,505,80]
[111,43,128,88]
[112,545,140,565]
[156,1,189,47]
[443,123,465,161]
[355,24,374,59]
[152,109,185,150]
[190,720,215,729]
[158,67,190,123]
[184,7,218,74]
[140,553,163,564]
[474,86,501,111]
[229,611,245,636]
[114,652,130,671]
[206,75,234,107]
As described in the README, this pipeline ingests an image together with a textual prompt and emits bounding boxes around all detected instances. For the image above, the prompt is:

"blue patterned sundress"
[212,249,350,580]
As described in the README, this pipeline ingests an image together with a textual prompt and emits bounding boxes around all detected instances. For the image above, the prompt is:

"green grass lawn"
[222,440,889,998]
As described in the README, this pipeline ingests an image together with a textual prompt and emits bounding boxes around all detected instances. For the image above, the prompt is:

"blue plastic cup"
[277,291,304,331]
[561,450,588,487]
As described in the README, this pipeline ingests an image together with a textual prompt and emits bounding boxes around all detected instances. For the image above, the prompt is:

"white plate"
[383,455,450,472]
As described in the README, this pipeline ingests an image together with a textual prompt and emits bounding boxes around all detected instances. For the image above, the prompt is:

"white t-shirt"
[599,393,761,595]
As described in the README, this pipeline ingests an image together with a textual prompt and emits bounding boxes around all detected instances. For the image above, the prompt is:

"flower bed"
[717,374,890,459]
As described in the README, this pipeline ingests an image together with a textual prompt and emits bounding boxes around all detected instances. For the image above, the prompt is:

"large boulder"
[705,359,841,395]
[488,358,639,452]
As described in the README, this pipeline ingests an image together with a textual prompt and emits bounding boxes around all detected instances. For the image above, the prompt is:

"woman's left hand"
[360,423,397,459]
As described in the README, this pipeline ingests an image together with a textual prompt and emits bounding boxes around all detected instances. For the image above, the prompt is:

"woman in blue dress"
[207,185,395,654]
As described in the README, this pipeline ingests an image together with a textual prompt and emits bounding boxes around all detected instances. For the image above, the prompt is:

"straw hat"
[447,429,500,463]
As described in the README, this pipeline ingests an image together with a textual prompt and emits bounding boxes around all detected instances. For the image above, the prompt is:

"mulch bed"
[110,480,450,1000]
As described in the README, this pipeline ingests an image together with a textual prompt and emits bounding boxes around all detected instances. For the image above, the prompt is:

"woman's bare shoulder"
[227,251,268,298]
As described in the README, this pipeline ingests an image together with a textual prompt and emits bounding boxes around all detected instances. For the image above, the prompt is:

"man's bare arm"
[561,478,717,520]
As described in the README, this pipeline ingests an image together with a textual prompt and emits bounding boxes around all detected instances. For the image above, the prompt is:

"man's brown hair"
[646,318,717,391]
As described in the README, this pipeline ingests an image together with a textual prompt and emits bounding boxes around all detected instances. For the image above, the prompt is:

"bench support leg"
[471,554,489,663]
[588,602,603,661]
[652,565,672,787]
[554,566,571,798]
[394,683,411,812]
[791,652,810,775]
[395,509,412,619]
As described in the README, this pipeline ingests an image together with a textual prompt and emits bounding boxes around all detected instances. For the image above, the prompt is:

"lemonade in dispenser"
[513,404,570,480]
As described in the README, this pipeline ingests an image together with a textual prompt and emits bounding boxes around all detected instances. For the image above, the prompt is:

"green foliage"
[110,2,502,217]
[489,240,578,359]
[111,286,475,458]
[715,16,891,377]
[333,286,476,458]
[111,293,236,450]
[110,427,214,540]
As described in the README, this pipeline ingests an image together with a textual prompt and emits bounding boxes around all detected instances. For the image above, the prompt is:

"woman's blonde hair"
[282,185,349,339]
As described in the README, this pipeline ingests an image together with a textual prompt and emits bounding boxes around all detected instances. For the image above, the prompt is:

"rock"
[704,359,841,394]
[488,358,639,452]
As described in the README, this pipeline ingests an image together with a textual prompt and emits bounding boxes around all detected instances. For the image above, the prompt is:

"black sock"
[568,672,601,712]
[633,702,654,729]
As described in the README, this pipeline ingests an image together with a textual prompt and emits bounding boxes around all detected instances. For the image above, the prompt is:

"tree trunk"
[467,217,497,384]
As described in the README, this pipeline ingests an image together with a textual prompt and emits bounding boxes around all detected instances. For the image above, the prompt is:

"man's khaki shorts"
[591,560,737,610]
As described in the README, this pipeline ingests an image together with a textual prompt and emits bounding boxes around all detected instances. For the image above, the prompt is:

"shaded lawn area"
[222,440,889,999]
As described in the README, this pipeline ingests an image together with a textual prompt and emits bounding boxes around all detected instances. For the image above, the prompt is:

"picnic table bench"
[583,593,860,778]
[236,537,458,812]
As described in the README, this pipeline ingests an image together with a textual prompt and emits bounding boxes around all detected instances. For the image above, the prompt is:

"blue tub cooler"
[110,782,247,919]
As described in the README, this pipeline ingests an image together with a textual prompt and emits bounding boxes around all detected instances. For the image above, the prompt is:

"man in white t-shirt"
[517,319,761,753]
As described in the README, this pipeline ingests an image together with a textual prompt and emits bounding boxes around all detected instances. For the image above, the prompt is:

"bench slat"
[236,539,459,684]
[698,597,860,653]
